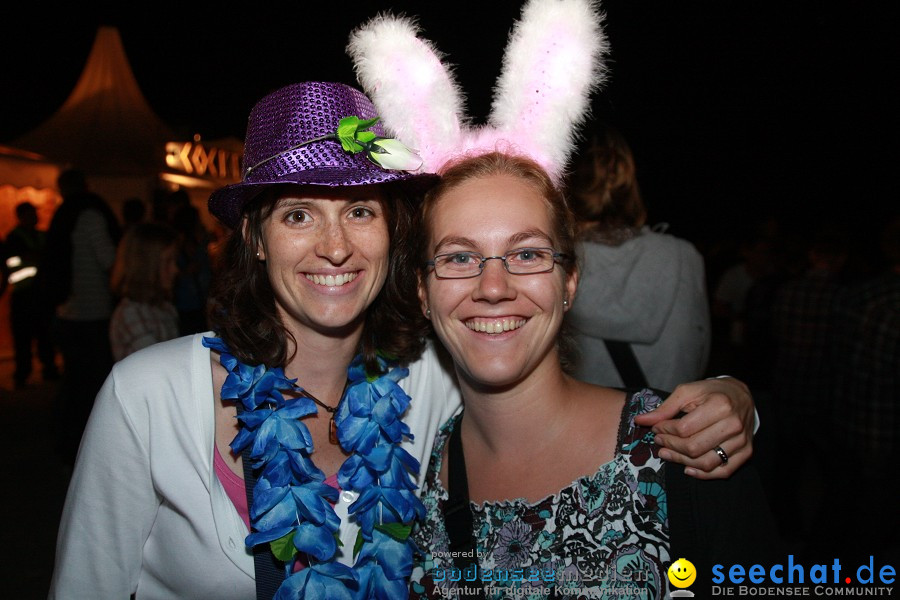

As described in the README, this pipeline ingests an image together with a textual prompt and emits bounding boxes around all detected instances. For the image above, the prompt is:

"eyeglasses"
[426,247,568,279]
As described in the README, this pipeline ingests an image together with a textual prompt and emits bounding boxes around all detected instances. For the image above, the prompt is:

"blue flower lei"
[202,337,425,599]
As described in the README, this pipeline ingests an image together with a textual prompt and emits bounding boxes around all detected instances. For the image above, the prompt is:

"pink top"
[214,448,340,533]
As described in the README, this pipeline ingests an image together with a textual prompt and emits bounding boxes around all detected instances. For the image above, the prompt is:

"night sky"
[2,2,895,243]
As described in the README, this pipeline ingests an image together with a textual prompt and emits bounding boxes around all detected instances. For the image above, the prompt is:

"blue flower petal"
[310,560,359,583]
[337,454,376,490]
[253,488,298,529]
[258,452,294,488]
[357,530,414,580]
[381,488,425,523]
[361,445,392,472]
[293,521,337,560]
[274,415,314,451]
[251,478,290,515]
[229,427,255,454]
[356,559,413,599]
[280,397,317,419]
[238,407,273,428]
[246,525,294,548]
[291,485,337,527]
[274,569,312,600]
[286,449,325,482]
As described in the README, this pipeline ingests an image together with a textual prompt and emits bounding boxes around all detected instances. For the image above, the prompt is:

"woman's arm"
[633,377,755,479]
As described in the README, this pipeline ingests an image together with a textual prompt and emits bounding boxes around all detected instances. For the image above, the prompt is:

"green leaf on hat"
[337,116,380,154]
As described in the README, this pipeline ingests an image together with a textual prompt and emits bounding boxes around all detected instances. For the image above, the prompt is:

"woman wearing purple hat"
[49,80,755,599]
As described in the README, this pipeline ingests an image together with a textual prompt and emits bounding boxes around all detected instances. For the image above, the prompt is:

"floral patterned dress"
[409,389,671,600]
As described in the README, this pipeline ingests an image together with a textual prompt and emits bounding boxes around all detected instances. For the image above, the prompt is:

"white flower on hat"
[367,137,423,171]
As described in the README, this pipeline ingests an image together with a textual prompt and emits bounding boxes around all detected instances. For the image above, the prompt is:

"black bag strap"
[235,403,286,599]
[604,339,648,388]
[443,412,486,598]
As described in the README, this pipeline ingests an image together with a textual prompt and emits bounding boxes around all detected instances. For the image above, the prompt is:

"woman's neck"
[453,360,623,504]
[283,328,362,401]
[456,357,578,457]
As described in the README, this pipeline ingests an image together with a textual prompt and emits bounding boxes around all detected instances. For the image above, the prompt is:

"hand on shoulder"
[633,377,754,480]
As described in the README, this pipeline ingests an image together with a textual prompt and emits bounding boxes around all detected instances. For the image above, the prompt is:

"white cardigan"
[48,333,461,599]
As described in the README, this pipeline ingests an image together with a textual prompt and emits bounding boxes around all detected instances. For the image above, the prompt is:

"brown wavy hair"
[207,183,426,373]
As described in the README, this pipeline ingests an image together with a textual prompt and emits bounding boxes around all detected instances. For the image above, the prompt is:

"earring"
[563,299,569,306]
[425,309,431,317]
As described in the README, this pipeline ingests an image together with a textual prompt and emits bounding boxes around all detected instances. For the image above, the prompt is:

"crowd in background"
[1,168,215,464]
[704,209,899,563]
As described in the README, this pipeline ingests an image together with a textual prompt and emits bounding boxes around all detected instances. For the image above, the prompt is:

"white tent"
[12,26,176,205]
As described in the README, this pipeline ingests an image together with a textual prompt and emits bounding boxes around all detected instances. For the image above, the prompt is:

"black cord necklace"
[299,381,349,444]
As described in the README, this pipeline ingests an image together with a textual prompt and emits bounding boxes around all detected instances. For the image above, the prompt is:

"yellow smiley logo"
[667,558,697,588]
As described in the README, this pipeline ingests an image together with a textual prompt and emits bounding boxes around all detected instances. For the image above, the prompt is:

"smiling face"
[667,558,697,588]
[256,186,390,342]
[419,171,577,391]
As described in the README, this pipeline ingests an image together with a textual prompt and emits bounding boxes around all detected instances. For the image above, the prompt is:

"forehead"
[429,174,551,240]
[273,184,384,205]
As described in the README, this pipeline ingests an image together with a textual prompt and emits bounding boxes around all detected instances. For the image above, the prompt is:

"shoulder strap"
[443,412,486,598]
[604,339,648,388]
[236,403,286,598]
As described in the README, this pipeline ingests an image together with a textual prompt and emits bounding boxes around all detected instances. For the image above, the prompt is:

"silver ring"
[714,446,729,466]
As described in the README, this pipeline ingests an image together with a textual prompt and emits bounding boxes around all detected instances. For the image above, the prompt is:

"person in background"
[168,193,213,335]
[564,126,711,390]
[821,213,900,563]
[710,224,777,378]
[768,223,848,540]
[121,196,147,232]
[109,222,180,361]
[38,168,121,465]
[1,201,59,388]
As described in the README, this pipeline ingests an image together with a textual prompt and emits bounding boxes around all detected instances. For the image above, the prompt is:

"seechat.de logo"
[710,555,896,596]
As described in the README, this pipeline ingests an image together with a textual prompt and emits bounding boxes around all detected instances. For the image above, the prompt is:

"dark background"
[1,1,895,243]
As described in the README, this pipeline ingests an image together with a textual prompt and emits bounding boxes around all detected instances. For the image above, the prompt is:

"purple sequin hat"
[208,81,438,228]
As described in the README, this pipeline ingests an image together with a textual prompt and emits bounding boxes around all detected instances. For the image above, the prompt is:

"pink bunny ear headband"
[347,0,609,184]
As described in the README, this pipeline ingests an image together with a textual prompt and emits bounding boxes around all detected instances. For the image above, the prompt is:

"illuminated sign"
[165,141,241,181]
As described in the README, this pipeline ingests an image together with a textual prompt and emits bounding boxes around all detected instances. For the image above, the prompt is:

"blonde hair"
[111,222,178,305]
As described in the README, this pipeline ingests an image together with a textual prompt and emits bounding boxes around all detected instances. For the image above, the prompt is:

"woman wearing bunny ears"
[348,0,757,483]
[50,3,757,600]
[409,153,775,600]
[348,1,775,598]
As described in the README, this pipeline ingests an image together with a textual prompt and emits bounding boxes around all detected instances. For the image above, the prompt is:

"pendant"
[329,415,338,445]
